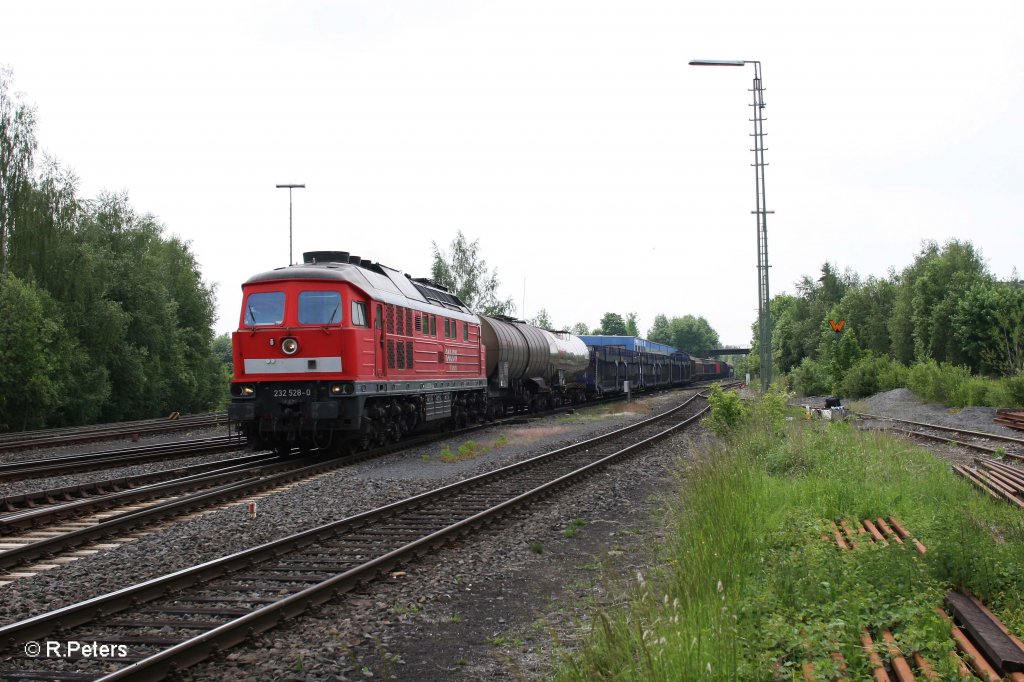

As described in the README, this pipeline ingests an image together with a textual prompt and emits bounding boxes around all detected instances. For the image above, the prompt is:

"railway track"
[0,452,279,526]
[0,385,721,584]
[0,414,228,454]
[0,390,712,680]
[856,412,1024,509]
[856,411,1024,458]
[0,437,245,483]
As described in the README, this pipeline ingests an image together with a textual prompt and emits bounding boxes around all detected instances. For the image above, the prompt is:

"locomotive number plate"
[273,388,312,398]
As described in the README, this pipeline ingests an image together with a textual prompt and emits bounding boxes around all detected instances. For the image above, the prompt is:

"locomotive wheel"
[357,421,374,451]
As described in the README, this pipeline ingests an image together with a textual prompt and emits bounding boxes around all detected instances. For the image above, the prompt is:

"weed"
[563,518,587,538]
[294,654,304,673]
[448,613,462,623]
[494,433,509,447]
[529,541,544,554]
[437,440,490,463]
[457,657,469,666]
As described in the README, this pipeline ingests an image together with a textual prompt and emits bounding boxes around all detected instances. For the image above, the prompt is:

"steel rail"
[0,453,283,532]
[0,453,276,518]
[0,437,243,483]
[856,412,1024,447]
[0,394,711,680]
[0,414,228,453]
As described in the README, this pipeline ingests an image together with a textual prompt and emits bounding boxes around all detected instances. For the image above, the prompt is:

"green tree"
[212,333,233,365]
[0,276,87,429]
[0,71,226,428]
[910,240,990,367]
[430,230,515,315]
[596,312,628,336]
[0,67,38,281]
[670,315,721,357]
[832,276,895,357]
[570,322,590,335]
[528,308,553,329]
[624,312,639,337]
[953,279,1024,376]
[648,314,671,345]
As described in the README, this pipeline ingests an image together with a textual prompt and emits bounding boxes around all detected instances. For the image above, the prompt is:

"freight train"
[228,251,731,453]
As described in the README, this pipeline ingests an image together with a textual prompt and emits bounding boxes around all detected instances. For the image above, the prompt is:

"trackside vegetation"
[737,240,1024,408]
[0,68,229,431]
[557,388,1024,680]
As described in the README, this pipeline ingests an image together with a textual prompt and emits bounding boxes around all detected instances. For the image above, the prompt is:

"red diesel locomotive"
[228,251,489,453]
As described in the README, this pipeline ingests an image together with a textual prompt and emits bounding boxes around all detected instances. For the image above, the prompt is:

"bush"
[1005,373,1024,406]
[702,385,747,436]
[789,358,832,396]
[907,360,970,405]
[904,360,1024,408]
[841,355,910,399]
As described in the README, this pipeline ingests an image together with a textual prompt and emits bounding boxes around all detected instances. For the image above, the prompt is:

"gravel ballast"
[171,413,711,681]
[0,392,696,628]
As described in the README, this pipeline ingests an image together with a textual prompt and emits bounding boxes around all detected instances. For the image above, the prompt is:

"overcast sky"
[3,1,1022,346]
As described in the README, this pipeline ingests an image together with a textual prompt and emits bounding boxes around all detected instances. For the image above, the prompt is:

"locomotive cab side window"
[243,292,285,326]
[298,291,342,325]
[351,301,368,327]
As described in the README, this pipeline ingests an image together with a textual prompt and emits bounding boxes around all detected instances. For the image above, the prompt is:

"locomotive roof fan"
[302,251,349,264]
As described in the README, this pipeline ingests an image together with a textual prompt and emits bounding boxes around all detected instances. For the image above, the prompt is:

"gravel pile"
[852,388,1022,438]
[0,392,696,632]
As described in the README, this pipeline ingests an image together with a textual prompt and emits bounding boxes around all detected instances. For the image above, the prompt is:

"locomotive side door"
[375,303,386,378]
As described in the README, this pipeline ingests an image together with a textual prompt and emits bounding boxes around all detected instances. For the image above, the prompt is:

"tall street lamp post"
[689,59,772,392]
[275,184,306,265]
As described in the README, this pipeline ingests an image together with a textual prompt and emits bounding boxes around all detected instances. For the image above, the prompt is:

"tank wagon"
[479,315,590,414]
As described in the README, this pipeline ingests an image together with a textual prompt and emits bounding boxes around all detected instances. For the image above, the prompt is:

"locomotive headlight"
[232,384,255,398]
[281,337,299,355]
[330,384,343,395]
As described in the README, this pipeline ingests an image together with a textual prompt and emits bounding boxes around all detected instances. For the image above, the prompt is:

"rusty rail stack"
[953,458,1024,510]
[995,409,1024,432]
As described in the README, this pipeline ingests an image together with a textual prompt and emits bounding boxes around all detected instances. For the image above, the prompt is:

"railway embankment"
[551,388,1024,680]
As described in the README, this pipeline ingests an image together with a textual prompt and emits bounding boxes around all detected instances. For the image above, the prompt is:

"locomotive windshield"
[298,291,342,325]
[243,292,285,326]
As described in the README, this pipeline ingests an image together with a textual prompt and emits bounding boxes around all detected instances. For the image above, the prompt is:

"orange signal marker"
[829,319,846,332]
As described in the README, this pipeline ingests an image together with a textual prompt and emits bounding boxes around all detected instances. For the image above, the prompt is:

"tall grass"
[556,393,1024,680]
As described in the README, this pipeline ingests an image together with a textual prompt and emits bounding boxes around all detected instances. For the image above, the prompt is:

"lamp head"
[688,59,745,66]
